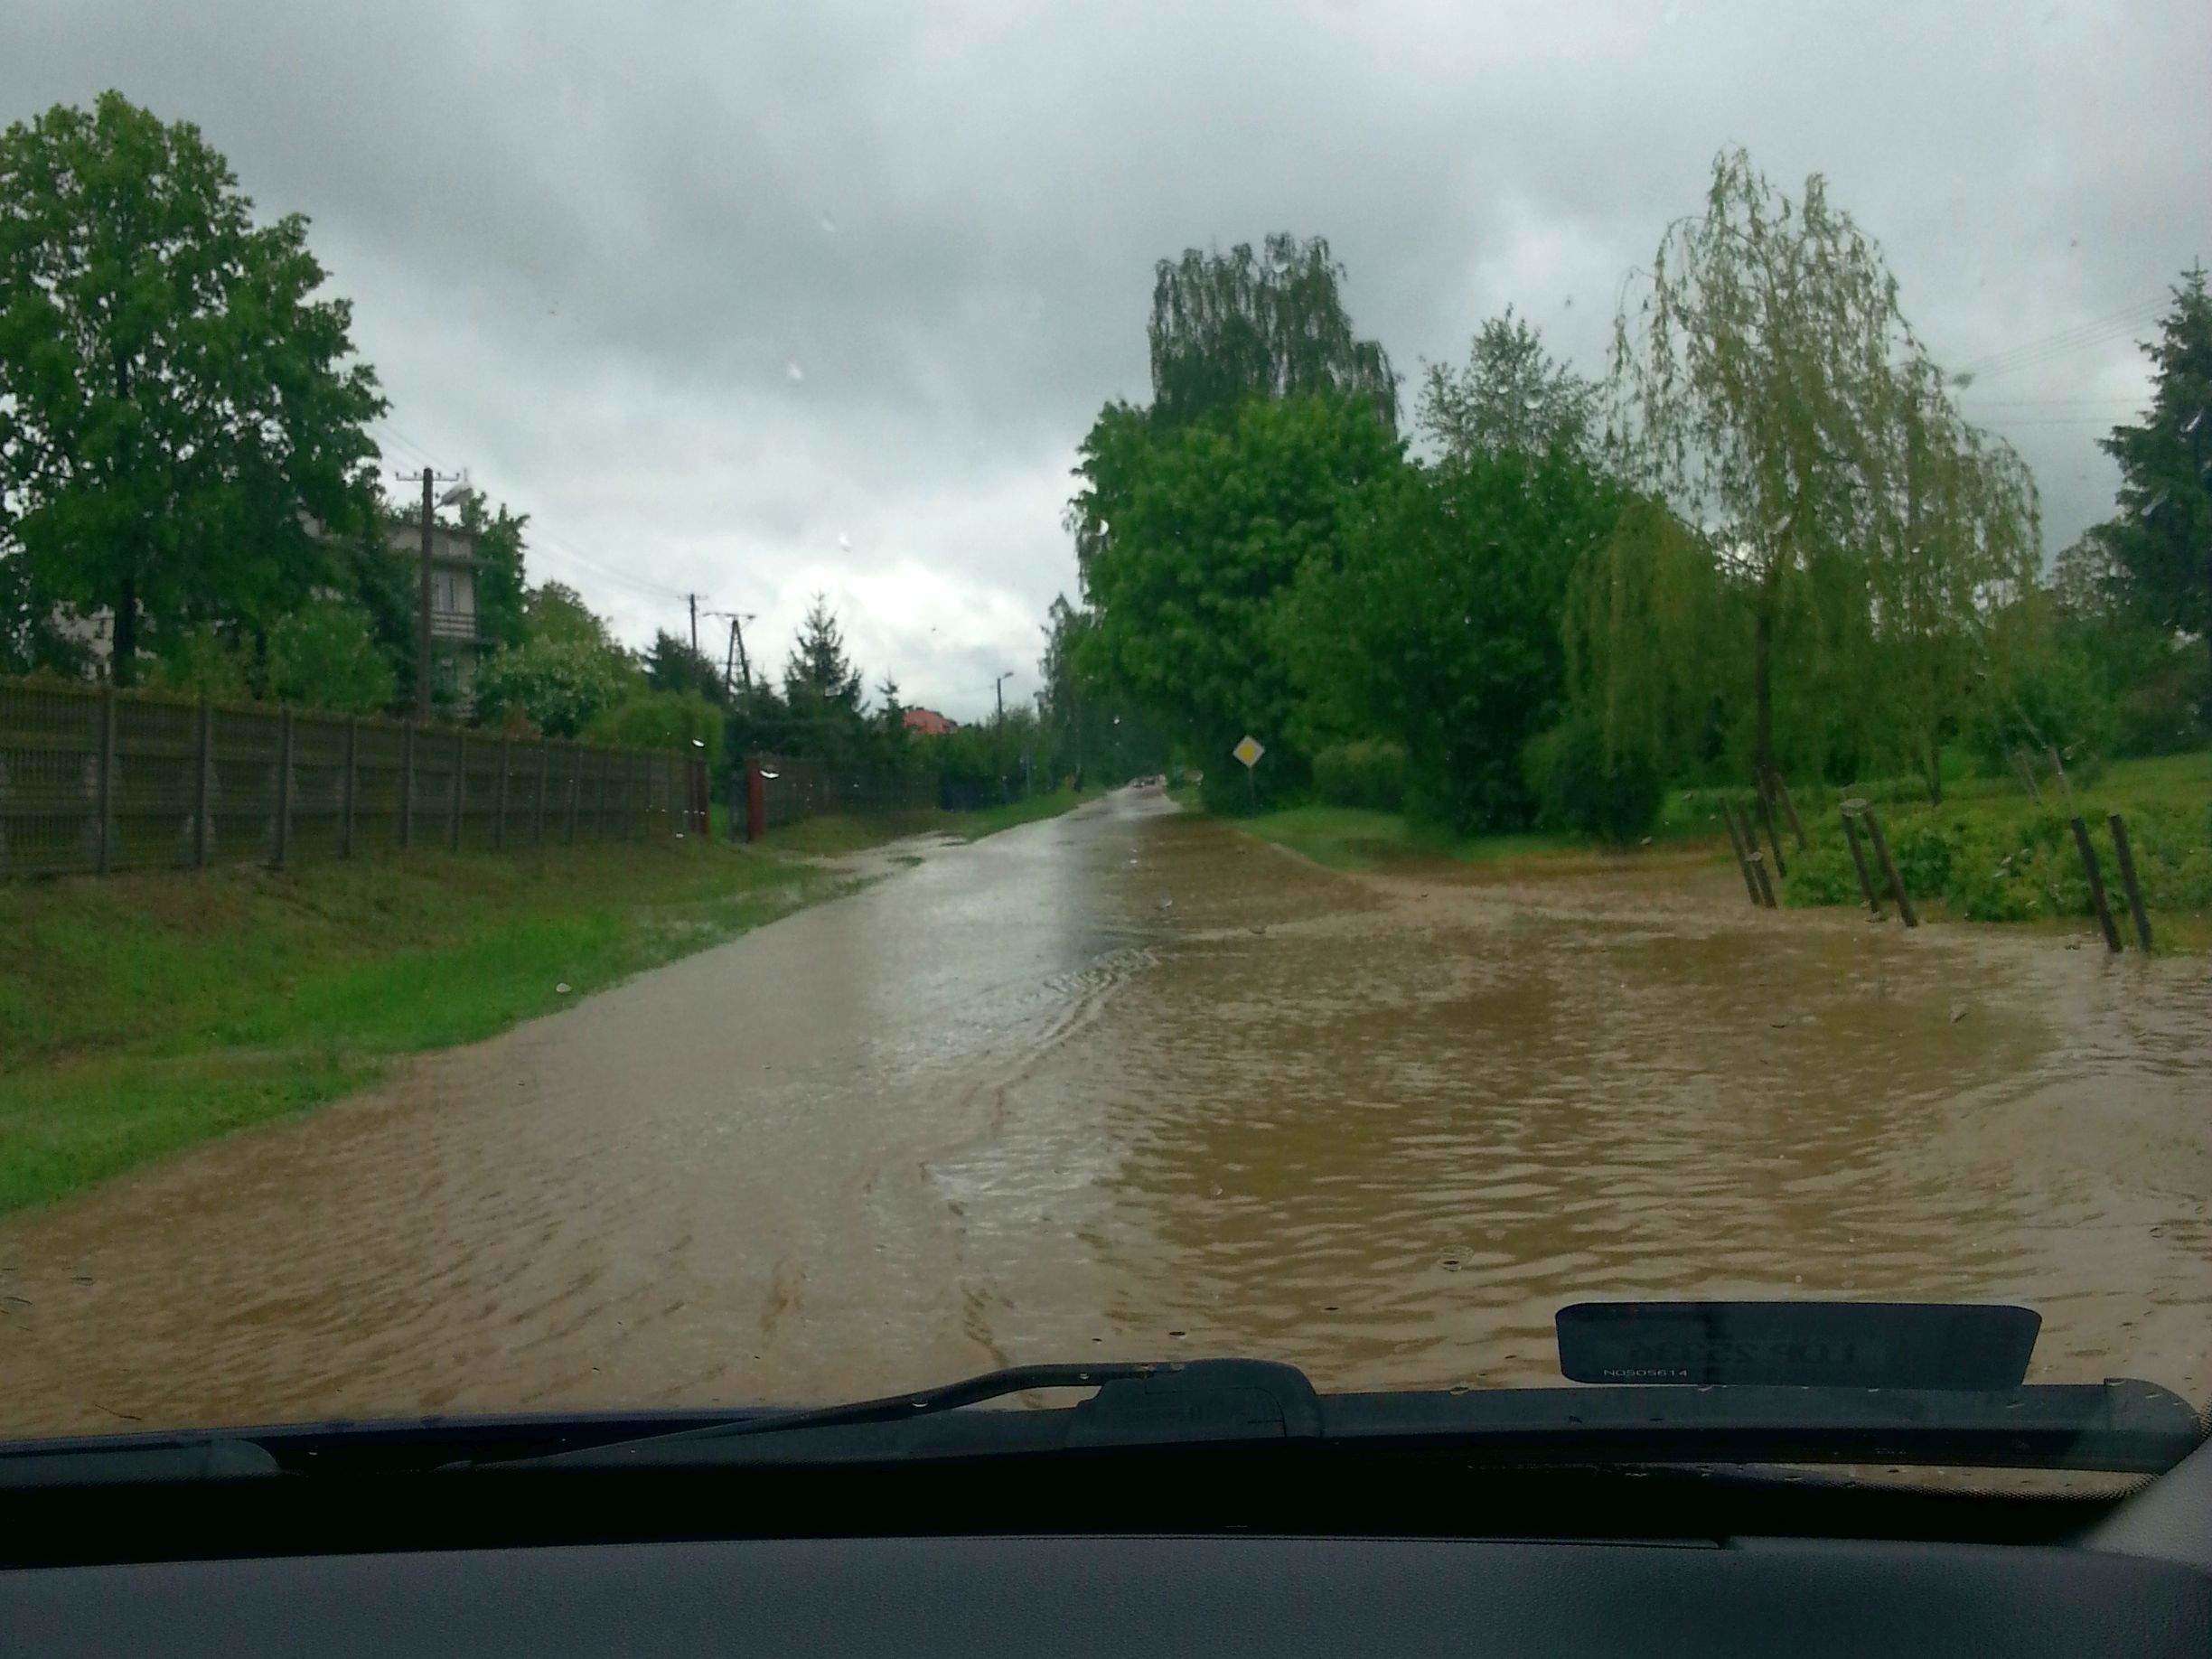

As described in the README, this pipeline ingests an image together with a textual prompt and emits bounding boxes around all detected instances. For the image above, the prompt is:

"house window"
[435,570,457,613]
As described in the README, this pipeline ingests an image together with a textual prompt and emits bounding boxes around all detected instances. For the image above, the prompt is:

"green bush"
[586,689,722,767]
[1779,785,2212,928]
[1312,739,1407,811]
[1523,718,1664,845]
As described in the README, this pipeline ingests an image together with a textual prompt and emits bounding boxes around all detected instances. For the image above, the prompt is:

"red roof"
[902,707,958,736]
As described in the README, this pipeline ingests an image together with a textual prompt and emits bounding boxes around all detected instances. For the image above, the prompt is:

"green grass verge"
[1765,750,2212,952]
[1229,752,2210,955]
[0,836,869,1217]
[0,788,1092,1216]
[1233,805,1585,872]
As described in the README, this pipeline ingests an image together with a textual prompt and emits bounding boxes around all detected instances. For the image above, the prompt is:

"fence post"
[1752,787,1787,878]
[1735,807,1776,908]
[2107,812,2153,952]
[668,751,680,836]
[1861,806,1917,928]
[1720,802,1760,906]
[2069,815,2123,953]
[449,731,465,851]
[629,753,642,840]
[93,683,117,875]
[341,716,359,858]
[192,697,211,868]
[494,735,511,851]
[1767,771,1807,850]
[399,721,416,849]
[272,707,294,870]
[1840,804,1882,917]
[535,740,550,845]
[567,745,581,843]
[594,748,608,837]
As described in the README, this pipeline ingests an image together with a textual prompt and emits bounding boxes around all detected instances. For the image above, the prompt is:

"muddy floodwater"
[4,785,2209,1438]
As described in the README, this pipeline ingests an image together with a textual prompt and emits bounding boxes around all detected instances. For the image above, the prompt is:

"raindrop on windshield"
[784,359,805,383]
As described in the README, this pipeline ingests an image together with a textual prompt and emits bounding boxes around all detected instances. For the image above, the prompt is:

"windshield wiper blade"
[474,1359,1322,1470]
[473,1364,2201,1475]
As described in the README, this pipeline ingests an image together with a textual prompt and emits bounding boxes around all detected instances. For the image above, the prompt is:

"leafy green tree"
[1285,447,1626,830]
[2095,266,2212,717]
[522,580,618,649]
[1419,308,1598,463]
[267,597,398,713]
[0,92,385,683]
[1075,394,1405,806]
[1146,234,1398,432]
[1610,148,1929,786]
[473,636,638,736]
[1869,361,2041,799]
[472,578,637,736]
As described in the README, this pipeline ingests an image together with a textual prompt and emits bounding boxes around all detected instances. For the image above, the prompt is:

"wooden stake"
[1720,804,1760,905]
[1840,806,1882,917]
[1861,806,1917,928]
[2070,815,2122,953]
[2107,812,2153,952]
[1768,771,1807,850]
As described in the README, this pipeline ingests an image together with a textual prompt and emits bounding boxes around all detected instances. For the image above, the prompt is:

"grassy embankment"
[0,789,1084,1217]
[1227,753,2212,951]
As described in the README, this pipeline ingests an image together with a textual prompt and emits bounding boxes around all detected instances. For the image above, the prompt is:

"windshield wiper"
[467,1358,2200,1475]
[471,1359,1322,1471]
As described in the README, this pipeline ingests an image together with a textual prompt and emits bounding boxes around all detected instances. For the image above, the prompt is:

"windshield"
[2,5,2209,1491]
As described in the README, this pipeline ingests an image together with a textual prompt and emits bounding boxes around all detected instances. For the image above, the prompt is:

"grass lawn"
[0,787,1085,1217]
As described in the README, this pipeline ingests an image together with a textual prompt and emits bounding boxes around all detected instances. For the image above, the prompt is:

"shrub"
[1523,717,1664,845]
[267,599,398,714]
[1312,740,1407,811]
[586,689,722,766]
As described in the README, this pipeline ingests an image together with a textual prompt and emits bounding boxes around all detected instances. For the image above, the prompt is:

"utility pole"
[687,593,702,658]
[706,611,756,695]
[398,468,462,720]
[994,670,1012,728]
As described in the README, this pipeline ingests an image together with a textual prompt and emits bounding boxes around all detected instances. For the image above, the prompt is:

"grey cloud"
[6,0,2208,719]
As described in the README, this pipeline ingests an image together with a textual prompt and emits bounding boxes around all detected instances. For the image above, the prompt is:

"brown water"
[4,786,2209,1440]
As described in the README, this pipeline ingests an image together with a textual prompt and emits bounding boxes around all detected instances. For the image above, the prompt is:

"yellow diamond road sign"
[1233,736,1264,770]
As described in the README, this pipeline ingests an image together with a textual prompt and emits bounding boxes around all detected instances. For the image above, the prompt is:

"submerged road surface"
[5,785,2210,1436]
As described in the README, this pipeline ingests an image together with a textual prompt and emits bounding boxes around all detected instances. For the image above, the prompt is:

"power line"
[1952,297,2164,383]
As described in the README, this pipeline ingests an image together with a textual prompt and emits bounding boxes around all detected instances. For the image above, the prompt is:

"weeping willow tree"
[1608,149,1920,786]
[1869,360,2041,800]
[1145,233,1399,433]
[1562,498,1734,780]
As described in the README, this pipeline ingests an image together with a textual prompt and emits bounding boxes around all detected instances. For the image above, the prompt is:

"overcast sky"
[8,2,2208,719]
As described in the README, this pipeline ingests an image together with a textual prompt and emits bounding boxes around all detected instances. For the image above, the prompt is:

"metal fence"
[0,677,681,878]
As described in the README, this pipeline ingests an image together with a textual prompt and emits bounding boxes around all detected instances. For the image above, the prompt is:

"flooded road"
[5,785,2209,1437]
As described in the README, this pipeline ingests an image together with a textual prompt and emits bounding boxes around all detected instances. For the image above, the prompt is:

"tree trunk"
[1752,589,1775,784]
[1926,737,1943,805]
[111,355,139,688]
[112,570,138,688]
